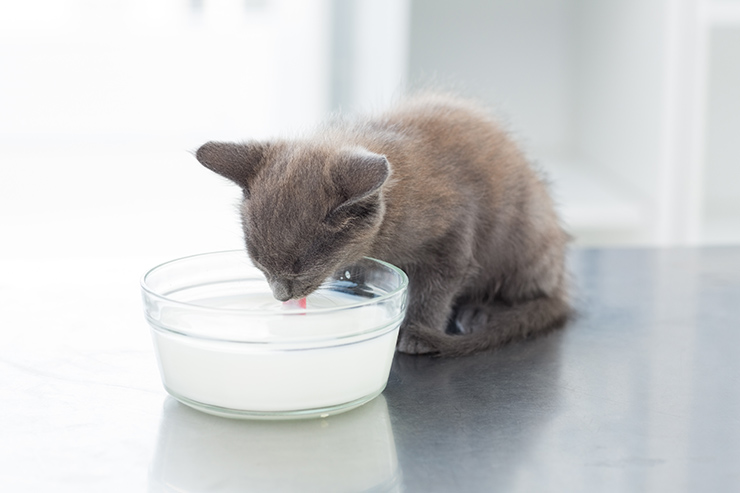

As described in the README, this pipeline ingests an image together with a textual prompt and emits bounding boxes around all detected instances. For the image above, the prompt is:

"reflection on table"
[149,395,399,493]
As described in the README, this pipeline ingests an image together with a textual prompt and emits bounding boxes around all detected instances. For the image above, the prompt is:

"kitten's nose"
[268,278,292,302]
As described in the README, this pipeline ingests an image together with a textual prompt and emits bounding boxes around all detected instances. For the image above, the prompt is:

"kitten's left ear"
[332,150,391,205]
[195,141,268,195]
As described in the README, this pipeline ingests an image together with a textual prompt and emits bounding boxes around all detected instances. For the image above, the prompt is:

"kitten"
[195,93,571,356]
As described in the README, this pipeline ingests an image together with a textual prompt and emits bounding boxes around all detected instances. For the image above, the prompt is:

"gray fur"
[195,93,571,357]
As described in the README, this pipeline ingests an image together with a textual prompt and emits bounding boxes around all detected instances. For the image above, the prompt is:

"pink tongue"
[283,298,307,309]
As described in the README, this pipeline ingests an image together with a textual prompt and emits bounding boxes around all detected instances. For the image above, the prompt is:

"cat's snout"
[268,276,315,302]
[268,278,293,302]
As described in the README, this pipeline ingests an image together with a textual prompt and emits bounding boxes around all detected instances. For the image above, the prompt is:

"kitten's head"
[195,140,390,301]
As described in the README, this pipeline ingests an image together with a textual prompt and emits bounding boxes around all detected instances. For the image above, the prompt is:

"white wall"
[406,0,740,246]
[407,0,577,158]
[0,0,330,150]
[0,0,333,263]
[572,0,667,201]
[329,0,410,114]
[705,28,740,215]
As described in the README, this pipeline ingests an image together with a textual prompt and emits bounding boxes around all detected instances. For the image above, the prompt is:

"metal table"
[1,247,739,492]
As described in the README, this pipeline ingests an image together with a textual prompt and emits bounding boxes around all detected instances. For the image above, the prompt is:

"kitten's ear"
[195,141,267,195]
[332,150,391,206]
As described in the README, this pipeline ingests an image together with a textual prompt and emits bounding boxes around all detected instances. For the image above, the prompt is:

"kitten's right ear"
[195,141,267,195]
[331,150,391,206]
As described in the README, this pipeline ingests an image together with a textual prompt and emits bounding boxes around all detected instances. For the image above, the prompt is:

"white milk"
[150,291,402,416]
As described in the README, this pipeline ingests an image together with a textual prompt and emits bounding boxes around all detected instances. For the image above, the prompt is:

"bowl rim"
[140,250,408,316]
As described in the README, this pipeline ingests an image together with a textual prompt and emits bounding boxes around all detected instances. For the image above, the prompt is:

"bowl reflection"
[149,395,400,492]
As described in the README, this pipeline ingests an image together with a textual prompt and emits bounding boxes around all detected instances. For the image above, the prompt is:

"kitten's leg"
[394,221,481,355]
[396,263,473,355]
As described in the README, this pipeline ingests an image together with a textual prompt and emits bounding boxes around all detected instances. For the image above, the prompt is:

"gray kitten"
[195,93,571,356]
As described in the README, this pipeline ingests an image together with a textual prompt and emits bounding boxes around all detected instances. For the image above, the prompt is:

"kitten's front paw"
[396,331,438,355]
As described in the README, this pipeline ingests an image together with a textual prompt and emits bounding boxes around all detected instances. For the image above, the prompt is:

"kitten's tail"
[427,294,572,357]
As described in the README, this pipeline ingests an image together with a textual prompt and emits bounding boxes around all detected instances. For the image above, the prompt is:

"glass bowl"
[140,250,408,419]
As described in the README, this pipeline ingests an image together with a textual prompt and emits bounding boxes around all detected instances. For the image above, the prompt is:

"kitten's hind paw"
[446,304,490,335]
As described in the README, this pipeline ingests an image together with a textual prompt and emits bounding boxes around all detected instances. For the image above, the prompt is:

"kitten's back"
[349,94,571,355]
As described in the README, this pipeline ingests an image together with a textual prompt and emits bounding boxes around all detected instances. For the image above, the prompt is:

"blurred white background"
[1,0,739,270]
